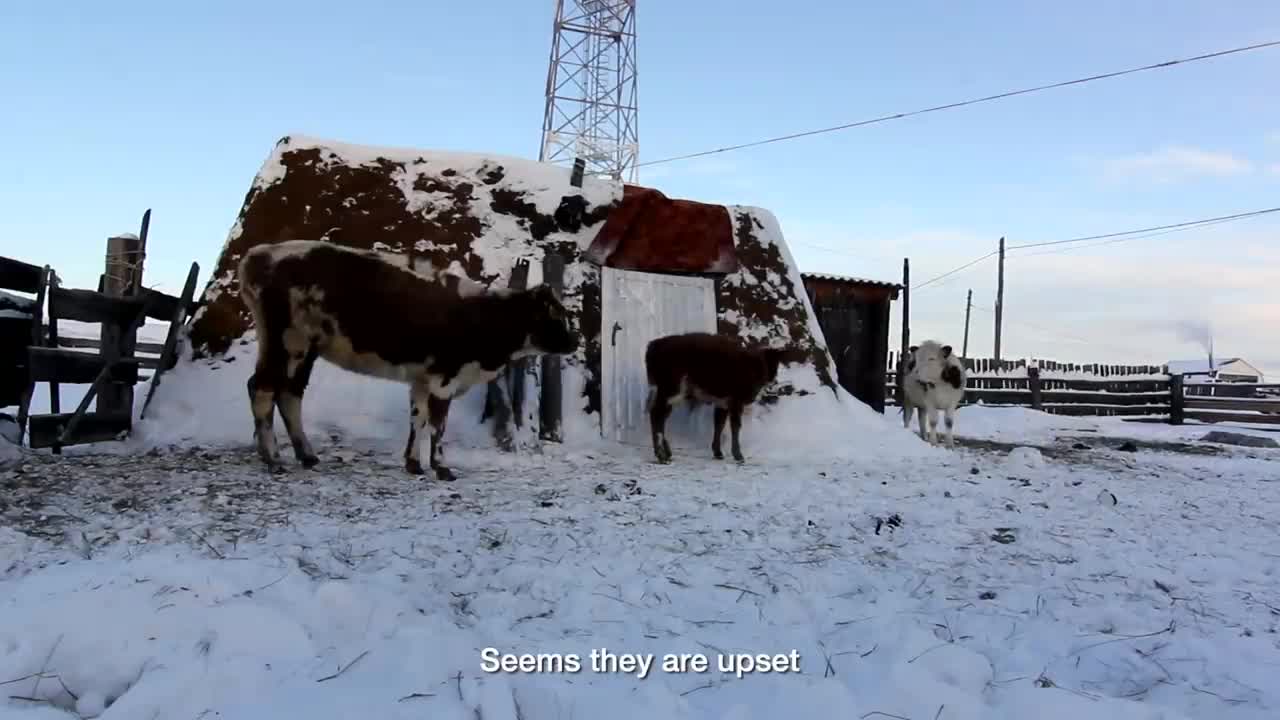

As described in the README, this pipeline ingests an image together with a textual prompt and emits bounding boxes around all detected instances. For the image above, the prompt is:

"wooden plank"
[1043,404,1169,416]
[1186,397,1280,413]
[27,347,141,384]
[55,335,164,354]
[47,287,147,326]
[1045,378,1170,392]
[26,411,132,449]
[1038,390,1171,406]
[964,389,1032,405]
[139,286,180,322]
[0,256,45,294]
[1184,382,1280,392]
[1185,410,1280,426]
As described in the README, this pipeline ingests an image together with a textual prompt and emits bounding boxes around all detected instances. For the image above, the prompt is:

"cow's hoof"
[733,454,745,464]
[712,450,724,460]
[405,458,425,475]
[299,454,320,469]
[433,465,457,482]
[266,462,287,475]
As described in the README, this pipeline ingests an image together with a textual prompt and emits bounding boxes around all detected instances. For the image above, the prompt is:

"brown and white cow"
[237,239,578,480]
[644,331,787,464]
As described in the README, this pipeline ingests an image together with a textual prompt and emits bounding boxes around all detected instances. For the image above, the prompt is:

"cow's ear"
[908,345,918,354]
[941,345,953,357]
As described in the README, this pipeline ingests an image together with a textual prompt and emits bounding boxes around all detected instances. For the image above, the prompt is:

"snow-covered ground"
[2,399,1279,719]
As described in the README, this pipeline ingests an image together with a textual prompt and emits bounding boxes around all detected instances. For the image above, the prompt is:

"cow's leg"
[943,405,957,448]
[427,394,455,481]
[647,384,673,463]
[404,379,431,475]
[248,335,291,473]
[276,335,320,468]
[728,401,746,463]
[711,406,728,460]
[246,372,280,470]
[915,406,929,442]
[901,398,913,429]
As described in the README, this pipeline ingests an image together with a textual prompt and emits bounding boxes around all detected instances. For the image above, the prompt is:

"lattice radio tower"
[539,0,638,183]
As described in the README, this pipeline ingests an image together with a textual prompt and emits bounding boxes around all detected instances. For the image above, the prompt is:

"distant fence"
[884,353,1280,426]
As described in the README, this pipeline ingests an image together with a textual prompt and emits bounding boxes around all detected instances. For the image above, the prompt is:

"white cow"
[901,340,967,448]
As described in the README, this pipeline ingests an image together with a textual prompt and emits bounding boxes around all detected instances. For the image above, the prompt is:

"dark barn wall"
[802,275,898,413]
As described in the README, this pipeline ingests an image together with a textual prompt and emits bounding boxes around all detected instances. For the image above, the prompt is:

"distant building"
[1165,357,1264,384]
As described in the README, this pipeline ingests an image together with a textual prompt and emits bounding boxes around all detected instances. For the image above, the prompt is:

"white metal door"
[601,267,718,447]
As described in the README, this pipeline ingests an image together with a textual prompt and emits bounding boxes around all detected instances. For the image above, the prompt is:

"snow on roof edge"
[801,271,902,290]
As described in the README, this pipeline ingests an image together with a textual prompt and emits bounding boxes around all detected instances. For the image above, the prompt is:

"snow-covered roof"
[800,271,902,290]
[1166,358,1244,375]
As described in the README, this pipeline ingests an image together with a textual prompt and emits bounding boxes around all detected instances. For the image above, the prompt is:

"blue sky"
[3,0,1279,372]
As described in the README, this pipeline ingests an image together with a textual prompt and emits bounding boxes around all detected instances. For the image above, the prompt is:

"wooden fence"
[886,352,1169,380]
[1,209,203,452]
[884,354,1280,426]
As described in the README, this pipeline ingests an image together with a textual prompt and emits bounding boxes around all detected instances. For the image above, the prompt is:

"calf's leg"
[276,339,320,468]
[925,407,939,445]
[711,406,727,460]
[647,384,674,463]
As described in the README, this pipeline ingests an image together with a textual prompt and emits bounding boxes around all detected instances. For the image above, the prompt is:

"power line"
[911,251,998,291]
[970,304,1156,358]
[904,204,1280,293]
[1008,216,1248,258]
[1006,206,1280,251]
[634,39,1280,169]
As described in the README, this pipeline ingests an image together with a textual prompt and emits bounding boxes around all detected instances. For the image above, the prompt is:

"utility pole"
[897,258,910,408]
[962,288,972,358]
[993,236,1005,363]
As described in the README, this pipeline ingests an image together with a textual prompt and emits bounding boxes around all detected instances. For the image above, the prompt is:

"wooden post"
[962,288,972,359]
[482,259,530,451]
[539,251,566,442]
[897,258,910,409]
[1028,366,1043,410]
[97,233,143,416]
[1169,373,1185,425]
[873,291,892,414]
[993,236,1005,362]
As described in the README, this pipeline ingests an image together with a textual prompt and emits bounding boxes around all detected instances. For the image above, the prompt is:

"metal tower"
[539,0,638,183]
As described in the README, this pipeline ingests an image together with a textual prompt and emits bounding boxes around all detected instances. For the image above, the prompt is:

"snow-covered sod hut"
[161,135,905,459]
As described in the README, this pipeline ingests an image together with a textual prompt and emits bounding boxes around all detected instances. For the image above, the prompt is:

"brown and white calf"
[644,331,787,464]
[237,240,578,480]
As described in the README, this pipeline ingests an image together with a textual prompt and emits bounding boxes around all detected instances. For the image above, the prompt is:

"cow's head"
[910,340,951,382]
[524,284,579,355]
[760,346,789,383]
